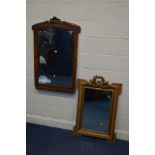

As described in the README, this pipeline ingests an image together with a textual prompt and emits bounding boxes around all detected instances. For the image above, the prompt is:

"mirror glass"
[81,88,113,133]
[38,28,74,87]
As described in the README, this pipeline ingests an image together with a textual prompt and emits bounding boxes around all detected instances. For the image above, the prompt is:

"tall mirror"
[74,76,122,142]
[32,17,81,93]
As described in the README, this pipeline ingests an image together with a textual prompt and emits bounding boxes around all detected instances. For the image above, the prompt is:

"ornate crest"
[50,16,61,21]
[86,75,113,89]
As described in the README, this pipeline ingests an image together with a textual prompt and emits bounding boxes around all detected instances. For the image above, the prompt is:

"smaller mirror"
[74,76,122,142]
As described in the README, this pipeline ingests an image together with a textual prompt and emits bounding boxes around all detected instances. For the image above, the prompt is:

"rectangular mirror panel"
[81,88,113,133]
[38,28,74,87]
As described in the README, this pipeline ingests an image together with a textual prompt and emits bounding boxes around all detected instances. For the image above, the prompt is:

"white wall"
[26,0,129,140]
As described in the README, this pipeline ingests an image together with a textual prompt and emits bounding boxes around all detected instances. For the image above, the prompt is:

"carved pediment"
[86,75,113,89]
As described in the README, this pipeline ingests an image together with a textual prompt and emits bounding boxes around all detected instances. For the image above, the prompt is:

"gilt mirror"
[74,76,122,142]
[32,17,81,93]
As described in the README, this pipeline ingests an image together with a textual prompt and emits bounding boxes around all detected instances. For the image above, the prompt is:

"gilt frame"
[74,76,122,142]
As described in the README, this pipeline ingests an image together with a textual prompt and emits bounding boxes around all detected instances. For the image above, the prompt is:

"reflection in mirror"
[38,28,74,87]
[82,88,112,132]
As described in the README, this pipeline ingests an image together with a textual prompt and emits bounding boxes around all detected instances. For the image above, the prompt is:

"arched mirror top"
[32,17,81,32]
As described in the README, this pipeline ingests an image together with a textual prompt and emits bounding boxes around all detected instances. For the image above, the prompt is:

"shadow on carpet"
[26,123,129,155]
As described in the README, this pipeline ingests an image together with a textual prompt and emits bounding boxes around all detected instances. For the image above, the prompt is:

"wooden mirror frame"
[74,76,122,142]
[32,17,81,93]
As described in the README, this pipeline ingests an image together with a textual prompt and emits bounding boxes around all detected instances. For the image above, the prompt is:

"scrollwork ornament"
[87,75,114,89]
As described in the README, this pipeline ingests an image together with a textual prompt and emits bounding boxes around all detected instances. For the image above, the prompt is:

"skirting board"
[26,114,129,141]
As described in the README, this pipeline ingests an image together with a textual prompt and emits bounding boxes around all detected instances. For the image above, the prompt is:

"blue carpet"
[26,123,129,155]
